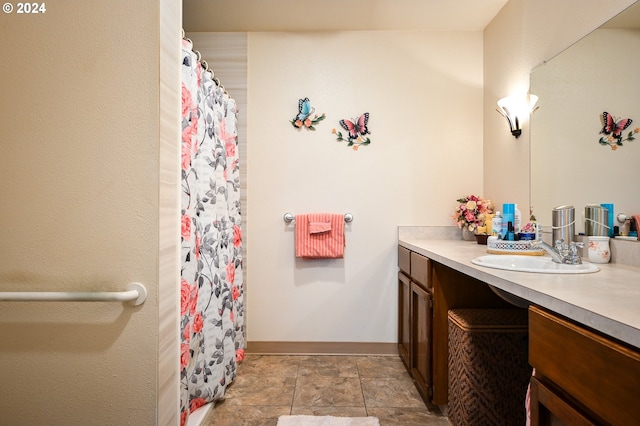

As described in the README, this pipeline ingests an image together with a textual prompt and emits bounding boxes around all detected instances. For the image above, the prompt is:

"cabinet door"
[529,306,640,425]
[411,281,432,401]
[398,272,411,370]
[529,376,596,426]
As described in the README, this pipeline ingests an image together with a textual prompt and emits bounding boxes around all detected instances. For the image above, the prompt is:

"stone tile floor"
[203,354,449,425]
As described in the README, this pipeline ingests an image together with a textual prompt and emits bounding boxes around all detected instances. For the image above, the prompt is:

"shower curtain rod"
[0,283,147,306]
[182,29,229,95]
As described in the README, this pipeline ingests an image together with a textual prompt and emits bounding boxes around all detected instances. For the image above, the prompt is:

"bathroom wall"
[483,0,636,215]
[0,0,182,423]
[246,31,483,343]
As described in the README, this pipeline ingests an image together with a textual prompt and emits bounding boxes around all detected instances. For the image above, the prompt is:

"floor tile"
[239,354,300,377]
[223,374,296,406]
[298,355,360,377]
[293,376,365,407]
[361,377,426,408]
[357,356,408,379]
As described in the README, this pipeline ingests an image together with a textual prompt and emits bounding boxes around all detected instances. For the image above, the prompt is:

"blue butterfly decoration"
[296,98,314,122]
[291,97,325,130]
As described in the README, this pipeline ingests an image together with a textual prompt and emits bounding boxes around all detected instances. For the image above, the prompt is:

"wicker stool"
[448,308,531,426]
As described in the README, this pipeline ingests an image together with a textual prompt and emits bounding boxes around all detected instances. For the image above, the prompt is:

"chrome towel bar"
[0,283,147,306]
[283,212,353,223]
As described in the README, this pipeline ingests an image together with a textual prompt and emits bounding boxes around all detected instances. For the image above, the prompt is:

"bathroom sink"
[471,255,599,274]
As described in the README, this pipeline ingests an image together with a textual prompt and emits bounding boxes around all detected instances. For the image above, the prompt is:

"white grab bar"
[0,282,147,306]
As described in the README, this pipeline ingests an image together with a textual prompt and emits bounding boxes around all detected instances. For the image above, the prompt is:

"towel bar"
[0,283,147,306]
[283,212,353,223]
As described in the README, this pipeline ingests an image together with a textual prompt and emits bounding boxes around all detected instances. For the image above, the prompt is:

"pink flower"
[181,214,191,240]
[182,119,197,146]
[233,225,242,247]
[464,210,476,222]
[182,322,190,341]
[231,284,240,301]
[189,285,198,316]
[181,144,191,171]
[180,343,190,369]
[193,312,204,333]
[226,262,235,284]
[190,397,206,413]
[180,278,191,315]
[195,233,201,261]
[181,84,192,118]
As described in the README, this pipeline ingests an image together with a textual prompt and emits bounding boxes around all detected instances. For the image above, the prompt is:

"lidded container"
[584,204,609,236]
[552,205,575,245]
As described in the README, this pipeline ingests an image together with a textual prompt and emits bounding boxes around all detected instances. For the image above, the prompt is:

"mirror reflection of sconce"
[496,94,539,138]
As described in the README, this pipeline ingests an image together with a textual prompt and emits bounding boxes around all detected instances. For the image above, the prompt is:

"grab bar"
[0,283,147,306]
[283,212,353,223]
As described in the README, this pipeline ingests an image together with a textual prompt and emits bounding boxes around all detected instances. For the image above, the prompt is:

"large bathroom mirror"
[530,1,640,236]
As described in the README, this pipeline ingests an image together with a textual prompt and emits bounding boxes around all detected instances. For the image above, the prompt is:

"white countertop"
[399,238,640,349]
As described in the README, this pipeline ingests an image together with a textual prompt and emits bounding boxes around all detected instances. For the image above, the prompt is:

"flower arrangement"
[452,195,493,232]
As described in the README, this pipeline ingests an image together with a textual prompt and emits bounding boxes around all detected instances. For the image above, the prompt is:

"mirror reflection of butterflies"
[339,113,370,140]
[295,98,315,122]
[601,111,632,141]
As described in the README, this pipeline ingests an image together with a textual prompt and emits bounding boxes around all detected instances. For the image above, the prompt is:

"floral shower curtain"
[180,38,245,426]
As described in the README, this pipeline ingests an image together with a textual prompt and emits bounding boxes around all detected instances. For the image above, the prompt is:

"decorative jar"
[587,236,610,264]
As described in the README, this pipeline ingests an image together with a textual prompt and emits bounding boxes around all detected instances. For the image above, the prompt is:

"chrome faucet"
[530,239,583,264]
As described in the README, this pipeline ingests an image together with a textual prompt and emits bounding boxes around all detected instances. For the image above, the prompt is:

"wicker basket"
[486,236,544,255]
[448,308,531,426]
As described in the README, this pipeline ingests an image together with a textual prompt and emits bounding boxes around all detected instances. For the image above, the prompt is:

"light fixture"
[496,94,539,138]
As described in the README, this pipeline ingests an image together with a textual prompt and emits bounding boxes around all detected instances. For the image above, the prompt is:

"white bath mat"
[277,415,380,426]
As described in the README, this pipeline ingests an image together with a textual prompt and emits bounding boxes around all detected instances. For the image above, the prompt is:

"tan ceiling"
[182,0,509,32]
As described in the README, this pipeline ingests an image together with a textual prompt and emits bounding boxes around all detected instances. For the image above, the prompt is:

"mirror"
[530,1,640,236]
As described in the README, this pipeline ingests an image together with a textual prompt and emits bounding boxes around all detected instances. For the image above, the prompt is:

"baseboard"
[246,341,397,356]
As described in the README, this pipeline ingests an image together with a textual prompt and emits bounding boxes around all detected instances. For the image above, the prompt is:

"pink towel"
[634,215,640,241]
[309,221,332,234]
[295,213,345,258]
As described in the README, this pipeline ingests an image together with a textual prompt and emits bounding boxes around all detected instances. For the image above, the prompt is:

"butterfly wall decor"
[598,111,638,150]
[291,97,325,130]
[334,112,371,150]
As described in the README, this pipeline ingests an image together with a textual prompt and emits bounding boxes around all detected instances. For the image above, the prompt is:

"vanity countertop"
[399,238,640,349]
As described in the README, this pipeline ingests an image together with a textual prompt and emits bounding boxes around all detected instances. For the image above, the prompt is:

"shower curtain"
[180,38,245,426]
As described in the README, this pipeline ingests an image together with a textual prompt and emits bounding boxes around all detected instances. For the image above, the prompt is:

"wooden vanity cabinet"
[529,305,640,425]
[397,246,434,402]
[398,245,510,405]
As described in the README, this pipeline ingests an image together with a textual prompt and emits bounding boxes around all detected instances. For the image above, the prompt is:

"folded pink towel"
[309,221,331,234]
[295,213,344,258]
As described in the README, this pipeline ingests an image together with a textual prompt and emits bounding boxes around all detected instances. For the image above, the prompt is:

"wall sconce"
[496,94,539,138]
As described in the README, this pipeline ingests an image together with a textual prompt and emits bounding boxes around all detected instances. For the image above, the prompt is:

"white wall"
[247,31,483,343]
[483,0,636,215]
[0,0,184,424]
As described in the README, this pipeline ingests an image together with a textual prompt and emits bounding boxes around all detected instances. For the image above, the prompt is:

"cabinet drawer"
[529,306,640,425]
[410,252,431,289]
[398,246,411,274]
